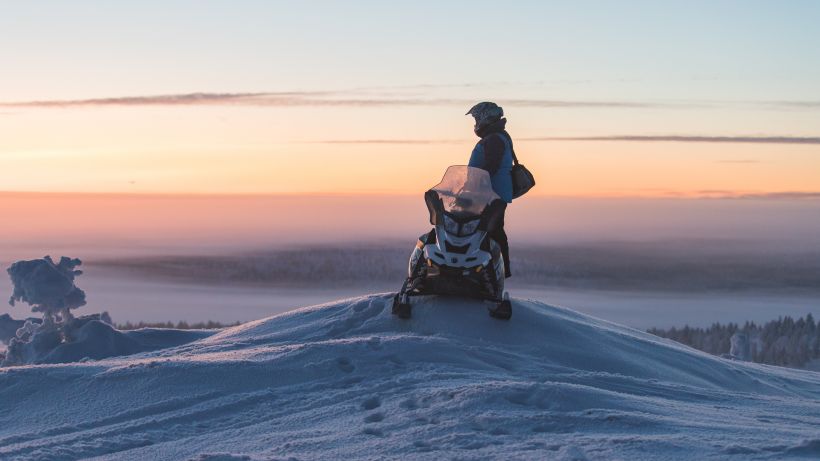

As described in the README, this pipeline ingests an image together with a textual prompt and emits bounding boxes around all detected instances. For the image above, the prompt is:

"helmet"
[465,101,504,130]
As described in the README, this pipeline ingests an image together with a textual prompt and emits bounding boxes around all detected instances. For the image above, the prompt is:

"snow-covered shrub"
[2,256,96,366]
[8,255,86,321]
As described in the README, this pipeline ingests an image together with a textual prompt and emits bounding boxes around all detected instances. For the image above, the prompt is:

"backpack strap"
[497,131,519,165]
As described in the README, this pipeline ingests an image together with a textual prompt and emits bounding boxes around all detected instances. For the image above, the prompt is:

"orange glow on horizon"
[1,140,818,198]
[1,106,818,198]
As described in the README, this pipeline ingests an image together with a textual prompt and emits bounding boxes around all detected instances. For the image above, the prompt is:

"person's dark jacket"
[468,118,514,202]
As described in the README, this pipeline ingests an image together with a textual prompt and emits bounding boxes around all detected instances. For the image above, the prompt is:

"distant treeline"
[94,241,820,293]
[649,314,820,368]
[117,320,241,330]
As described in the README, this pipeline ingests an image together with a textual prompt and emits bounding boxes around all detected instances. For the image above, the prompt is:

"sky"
[1,0,819,196]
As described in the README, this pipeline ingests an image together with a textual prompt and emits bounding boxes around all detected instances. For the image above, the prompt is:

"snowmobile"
[392,165,512,320]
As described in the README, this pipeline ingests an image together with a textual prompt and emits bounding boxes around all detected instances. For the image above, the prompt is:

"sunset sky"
[1,0,819,197]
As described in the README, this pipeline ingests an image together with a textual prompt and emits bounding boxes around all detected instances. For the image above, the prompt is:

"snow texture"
[1,294,819,460]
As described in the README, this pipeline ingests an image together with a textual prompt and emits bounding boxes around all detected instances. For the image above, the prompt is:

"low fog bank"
[77,239,819,329]
[92,240,820,295]
[3,246,815,329]
[3,194,817,329]
[512,196,820,250]
[2,193,819,266]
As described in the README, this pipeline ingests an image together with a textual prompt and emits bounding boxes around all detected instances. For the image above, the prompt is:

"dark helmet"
[465,101,504,130]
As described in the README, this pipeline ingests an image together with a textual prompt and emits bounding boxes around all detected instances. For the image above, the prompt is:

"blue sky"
[3,0,819,100]
[1,1,818,195]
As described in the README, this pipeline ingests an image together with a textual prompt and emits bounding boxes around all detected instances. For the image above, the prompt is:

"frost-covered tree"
[3,256,91,366]
[8,256,86,322]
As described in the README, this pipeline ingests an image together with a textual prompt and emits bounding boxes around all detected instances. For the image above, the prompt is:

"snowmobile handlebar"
[425,189,505,234]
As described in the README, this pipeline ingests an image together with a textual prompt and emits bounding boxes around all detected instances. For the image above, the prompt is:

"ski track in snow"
[1,294,820,460]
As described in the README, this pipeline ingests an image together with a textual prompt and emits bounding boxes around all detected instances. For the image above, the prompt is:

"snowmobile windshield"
[431,166,501,219]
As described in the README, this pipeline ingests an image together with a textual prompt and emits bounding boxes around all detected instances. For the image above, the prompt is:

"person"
[465,101,513,278]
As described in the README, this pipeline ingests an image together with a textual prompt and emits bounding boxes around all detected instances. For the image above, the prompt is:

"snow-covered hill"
[1,294,819,460]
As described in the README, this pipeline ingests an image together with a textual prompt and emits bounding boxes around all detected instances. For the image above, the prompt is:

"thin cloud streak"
[352,78,640,92]
[0,92,324,108]
[526,135,820,145]
[0,92,676,109]
[761,101,820,109]
[316,135,820,146]
[4,90,818,114]
[315,139,465,145]
[610,189,820,200]
[724,192,820,200]
[716,159,761,164]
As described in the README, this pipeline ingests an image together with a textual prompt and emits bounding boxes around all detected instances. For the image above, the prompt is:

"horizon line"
[3,190,820,201]
[315,135,820,145]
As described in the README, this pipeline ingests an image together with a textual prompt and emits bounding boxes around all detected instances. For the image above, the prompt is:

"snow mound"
[43,320,214,365]
[1,294,819,460]
[0,313,213,366]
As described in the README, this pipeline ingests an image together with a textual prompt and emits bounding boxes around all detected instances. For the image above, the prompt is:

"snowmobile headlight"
[460,218,480,236]
[443,215,460,235]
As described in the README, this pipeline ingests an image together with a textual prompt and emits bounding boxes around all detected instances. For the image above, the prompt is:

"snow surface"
[0,312,214,367]
[1,294,819,460]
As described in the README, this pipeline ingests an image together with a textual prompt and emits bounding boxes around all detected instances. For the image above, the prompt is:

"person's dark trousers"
[488,206,511,278]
